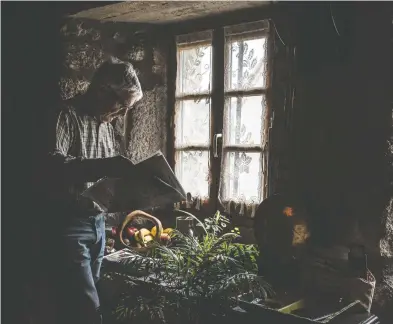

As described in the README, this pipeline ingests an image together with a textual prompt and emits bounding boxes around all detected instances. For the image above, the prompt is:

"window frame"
[168,19,273,212]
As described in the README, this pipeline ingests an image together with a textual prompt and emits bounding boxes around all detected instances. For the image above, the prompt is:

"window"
[173,21,270,213]
[174,31,213,199]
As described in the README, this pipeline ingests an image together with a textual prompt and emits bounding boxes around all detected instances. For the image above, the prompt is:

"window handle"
[213,133,222,158]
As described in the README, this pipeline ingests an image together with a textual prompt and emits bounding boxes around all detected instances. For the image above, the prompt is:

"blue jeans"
[56,213,106,324]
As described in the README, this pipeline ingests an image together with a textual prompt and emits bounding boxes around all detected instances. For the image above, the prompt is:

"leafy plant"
[105,210,273,324]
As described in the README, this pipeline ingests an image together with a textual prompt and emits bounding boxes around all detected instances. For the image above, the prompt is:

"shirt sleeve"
[54,109,76,157]
[110,123,120,156]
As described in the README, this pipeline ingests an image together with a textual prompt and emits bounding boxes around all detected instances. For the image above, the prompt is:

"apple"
[111,226,118,237]
[160,233,171,244]
[125,226,138,239]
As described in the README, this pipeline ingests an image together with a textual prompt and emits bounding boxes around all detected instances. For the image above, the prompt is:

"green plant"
[107,210,273,323]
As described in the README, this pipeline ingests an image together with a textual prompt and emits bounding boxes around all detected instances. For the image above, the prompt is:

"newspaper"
[81,151,186,213]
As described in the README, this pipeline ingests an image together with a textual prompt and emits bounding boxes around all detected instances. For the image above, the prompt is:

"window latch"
[213,133,222,158]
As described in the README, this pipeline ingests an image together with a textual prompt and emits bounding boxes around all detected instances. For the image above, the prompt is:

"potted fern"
[102,210,273,324]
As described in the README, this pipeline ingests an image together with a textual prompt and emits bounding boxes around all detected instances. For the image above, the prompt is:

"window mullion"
[175,146,210,151]
[209,27,224,210]
[175,93,211,101]
[167,35,177,169]
[222,146,263,153]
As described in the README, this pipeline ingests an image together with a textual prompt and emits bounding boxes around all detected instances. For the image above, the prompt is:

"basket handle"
[118,210,163,249]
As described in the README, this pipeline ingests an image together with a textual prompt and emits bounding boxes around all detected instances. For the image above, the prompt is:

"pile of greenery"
[103,210,273,324]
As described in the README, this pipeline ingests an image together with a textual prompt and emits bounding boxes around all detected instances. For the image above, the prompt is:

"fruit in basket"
[134,230,143,243]
[134,228,152,245]
[151,226,173,237]
[163,228,174,236]
[125,226,138,239]
[144,234,154,244]
[160,233,171,244]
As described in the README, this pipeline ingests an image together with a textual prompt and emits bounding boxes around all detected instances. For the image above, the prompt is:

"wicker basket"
[118,210,163,253]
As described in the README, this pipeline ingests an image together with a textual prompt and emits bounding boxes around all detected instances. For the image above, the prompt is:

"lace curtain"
[173,22,271,216]
[174,31,212,209]
[219,21,270,218]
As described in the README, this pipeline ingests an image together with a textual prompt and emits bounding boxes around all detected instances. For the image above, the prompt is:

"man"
[46,58,143,324]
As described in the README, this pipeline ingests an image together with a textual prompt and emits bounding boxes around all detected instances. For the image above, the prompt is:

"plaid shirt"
[52,102,118,215]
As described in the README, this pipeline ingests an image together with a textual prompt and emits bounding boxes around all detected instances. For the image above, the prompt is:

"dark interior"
[2,1,392,323]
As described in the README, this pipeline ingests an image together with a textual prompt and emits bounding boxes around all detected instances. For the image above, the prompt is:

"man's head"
[87,58,143,122]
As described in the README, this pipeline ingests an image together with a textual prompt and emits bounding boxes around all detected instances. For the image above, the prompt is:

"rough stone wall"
[59,19,168,162]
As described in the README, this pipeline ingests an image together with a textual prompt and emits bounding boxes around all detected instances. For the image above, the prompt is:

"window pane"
[220,152,262,202]
[175,99,210,147]
[225,37,267,90]
[176,45,212,95]
[175,150,209,198]
[223,95,266,146]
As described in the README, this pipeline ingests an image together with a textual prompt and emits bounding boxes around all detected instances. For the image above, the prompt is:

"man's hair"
[90,57,143,101]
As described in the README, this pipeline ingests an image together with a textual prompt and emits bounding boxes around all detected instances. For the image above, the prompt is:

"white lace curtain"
[174,30,213,208]
[218,21,269,217]
[174,22,270,217]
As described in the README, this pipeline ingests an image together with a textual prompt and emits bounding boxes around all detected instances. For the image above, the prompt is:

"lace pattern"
[174,31,213,203]
[219,21,270,214]
[173,22,273,216]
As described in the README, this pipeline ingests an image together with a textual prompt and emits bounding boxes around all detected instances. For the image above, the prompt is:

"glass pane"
[175,99,210,147]
[177,44,212,95]
[221,152,262,203]
[223,95,266,146]
[225,37,267,90]
[175,150,209,198]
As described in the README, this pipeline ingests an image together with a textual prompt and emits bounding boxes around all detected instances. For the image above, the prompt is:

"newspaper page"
[81,151,186,212]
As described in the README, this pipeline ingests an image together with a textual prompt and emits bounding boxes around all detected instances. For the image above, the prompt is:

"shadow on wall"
[290,3,392,319]
[59,18,168,162]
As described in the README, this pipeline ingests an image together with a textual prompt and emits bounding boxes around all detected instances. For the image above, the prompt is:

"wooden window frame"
[168,18,273,213]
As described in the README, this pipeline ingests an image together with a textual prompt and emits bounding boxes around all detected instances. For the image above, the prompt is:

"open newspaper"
[81,151,186,213]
